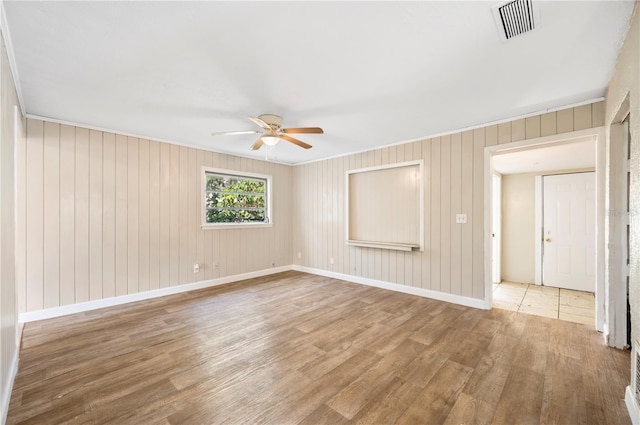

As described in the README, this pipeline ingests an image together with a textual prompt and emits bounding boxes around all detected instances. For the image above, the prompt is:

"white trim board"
[23,114,293,166]
[293,265,490,310]
[1,349,19,425]
[626,386,640,425]
[19,266,292,323]
[0,2,25,116]
[20,264,492,323]
[296,98,605,166]
[485,127,608,336]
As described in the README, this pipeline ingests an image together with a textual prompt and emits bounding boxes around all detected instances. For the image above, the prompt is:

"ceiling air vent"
[493,0,536,41]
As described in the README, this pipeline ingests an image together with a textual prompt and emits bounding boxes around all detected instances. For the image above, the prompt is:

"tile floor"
[492,281,595,325]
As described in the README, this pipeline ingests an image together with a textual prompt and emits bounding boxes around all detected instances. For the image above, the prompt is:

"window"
[202,167,272,228]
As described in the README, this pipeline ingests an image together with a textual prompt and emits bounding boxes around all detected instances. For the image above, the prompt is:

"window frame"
[201,166,273,229]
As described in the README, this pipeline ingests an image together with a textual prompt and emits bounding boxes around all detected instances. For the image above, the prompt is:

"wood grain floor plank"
[442,392,495,425]
[6,271,631,425]
[395,359,474,425]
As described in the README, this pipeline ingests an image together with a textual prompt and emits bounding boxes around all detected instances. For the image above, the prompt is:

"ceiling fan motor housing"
[258,114,283,130]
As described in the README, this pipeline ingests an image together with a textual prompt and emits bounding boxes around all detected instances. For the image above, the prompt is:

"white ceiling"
[492,138,596,174]
[4,1,634,164]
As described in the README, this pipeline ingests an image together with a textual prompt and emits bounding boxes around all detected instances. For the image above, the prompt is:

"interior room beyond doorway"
[491,136,597,326]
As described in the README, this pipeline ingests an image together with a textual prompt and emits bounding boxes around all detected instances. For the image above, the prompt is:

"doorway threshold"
[492,281,594,325]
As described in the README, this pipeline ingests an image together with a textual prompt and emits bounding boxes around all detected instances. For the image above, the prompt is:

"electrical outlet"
[297,252,302,259]
[330,257,334,265]
[456,213,467,224]
[193,263,200,273]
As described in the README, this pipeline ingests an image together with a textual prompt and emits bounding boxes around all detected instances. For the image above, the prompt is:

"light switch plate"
[456,213,467,224]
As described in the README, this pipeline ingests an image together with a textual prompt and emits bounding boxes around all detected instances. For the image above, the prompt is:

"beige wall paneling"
[1,33,21,418]
[461,131,474,297]
[525,116,541,139]
[450,133,462,295]
[485,125,498,146]
[338,156,348,274]
[498,122,511,144]
[472,129,486,299]
[16,111,26,315]
[178,147,188,284]
[334,158,342,275]
[540,112,557,137]
[350,157,360,276]
[89,130,103,301]
[43,122,60,308]
[102,133,116,298]
[378,150,389,282]
[592,101,605,127]
[159,142,171,288]
[289,103,605,304]
[440,135,451,293]
[202,151,214,280]
[186,148,197,283]
[75,128,90,303]
[169,144,180,286]
[430,137,441,292]
[59,125,76,306]
[195,148,206,279]
[210,152,221,279]
[574,104,593,131]
[127,137,139,294]
[26,119,44,311]
[421,138,431,290]
[138,139,150,292]
[115,134,128,296]
[511,118,526,142]
[411,141,423,288]
[19,119,294,315]
[395,145,406,284]
[148,141,160,290]
[321,159,329,273]
[556,108,574,134]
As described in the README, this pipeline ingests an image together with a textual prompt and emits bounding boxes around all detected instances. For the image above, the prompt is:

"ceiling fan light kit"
[212,114,323,151]
[261,136,280,146]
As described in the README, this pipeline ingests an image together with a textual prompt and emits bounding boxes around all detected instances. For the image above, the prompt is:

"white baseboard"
[19,266,292,323]
[1,346,19,425]
[293,265,489,310]
[19,264,491,323]
[627,386,640,425]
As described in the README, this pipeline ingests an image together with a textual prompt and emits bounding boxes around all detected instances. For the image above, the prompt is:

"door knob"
[545,237,552,242]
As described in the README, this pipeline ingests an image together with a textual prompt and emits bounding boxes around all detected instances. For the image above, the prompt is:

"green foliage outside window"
[205,173,267,223]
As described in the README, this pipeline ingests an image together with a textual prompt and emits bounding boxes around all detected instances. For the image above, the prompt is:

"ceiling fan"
[211,114,323,150]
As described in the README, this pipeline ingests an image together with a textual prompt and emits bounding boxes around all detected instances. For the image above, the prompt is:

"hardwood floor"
[7,271,631,424]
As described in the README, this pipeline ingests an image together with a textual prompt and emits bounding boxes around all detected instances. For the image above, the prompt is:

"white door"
[543,172,595,291]
[492,173,502,284]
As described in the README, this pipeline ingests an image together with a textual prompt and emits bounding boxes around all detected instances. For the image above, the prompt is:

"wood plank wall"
[1,32,22,419]
[17,120,293,313]
[292,102,604,300]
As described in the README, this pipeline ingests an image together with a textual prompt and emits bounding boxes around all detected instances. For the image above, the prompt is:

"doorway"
[485,129,606,332]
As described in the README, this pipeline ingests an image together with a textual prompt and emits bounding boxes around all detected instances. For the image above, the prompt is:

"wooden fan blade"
[211,130,260,136]
[250,138,264,151]
[281,127,324,134]
[280,134,312,149]
[248,116,272,131]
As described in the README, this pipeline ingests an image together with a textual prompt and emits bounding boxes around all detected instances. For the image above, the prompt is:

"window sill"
[201,223,273,230]
[346,240,420,252]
